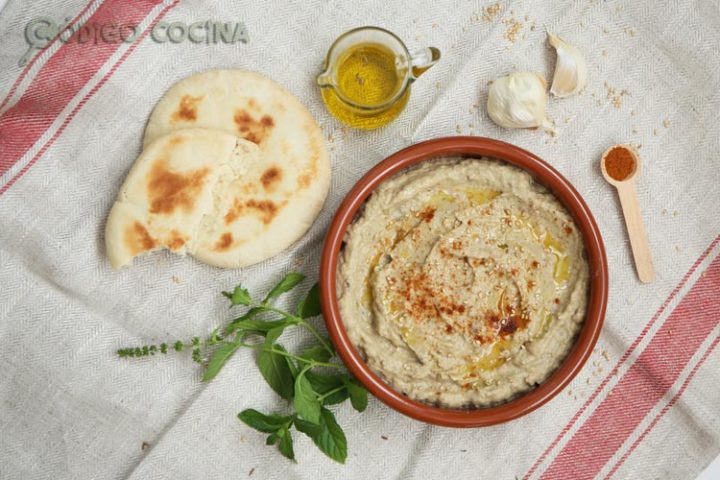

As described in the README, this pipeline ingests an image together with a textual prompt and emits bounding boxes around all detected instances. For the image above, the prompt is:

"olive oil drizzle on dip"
[337,158,589,408]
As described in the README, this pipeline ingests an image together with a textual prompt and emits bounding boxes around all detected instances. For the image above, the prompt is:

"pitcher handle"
[410,47,441,79]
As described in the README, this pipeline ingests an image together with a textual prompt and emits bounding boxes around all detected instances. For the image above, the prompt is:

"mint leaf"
[257,344,294,400]
[345,379,368,412]
[316,408,347,463]
[297,407,347,463]
[294,370,321,424]
[278,428,295,460]
[305,372,346,392]
[237,409,292,433]
[285,352,300,379]
[265,326,285,345]
[225,306,263,335]
[322,389,349,405]
[266,433,280,445]
[294,415,322,437]
[296,283,321,318]
[230,318,288,336]
[299,345,332,363]
[304,372,348,405]
[223,286,252,306]
[266,272,305,302]
[226,273,303,335]
[270,343,299,379]
[202,342,240,381]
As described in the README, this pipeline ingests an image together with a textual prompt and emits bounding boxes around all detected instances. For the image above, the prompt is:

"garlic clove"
[487,71,554,132]
[548,32,588,98]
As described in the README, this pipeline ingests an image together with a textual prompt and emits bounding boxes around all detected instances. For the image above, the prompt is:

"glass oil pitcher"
[317,26,440,129]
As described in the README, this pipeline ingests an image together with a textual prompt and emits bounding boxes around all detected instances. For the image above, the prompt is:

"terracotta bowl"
[319,136,608,427]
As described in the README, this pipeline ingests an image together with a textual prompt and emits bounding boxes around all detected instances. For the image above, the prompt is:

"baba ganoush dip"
[337,158,590,408]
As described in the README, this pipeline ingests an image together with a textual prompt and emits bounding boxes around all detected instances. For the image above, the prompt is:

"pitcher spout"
[410,47,441,79]
[316,70,333,87]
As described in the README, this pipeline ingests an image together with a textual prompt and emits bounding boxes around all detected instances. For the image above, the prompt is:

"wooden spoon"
[601,144,655,283]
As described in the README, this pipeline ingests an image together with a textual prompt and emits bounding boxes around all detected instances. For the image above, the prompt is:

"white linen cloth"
[0,0,718,479]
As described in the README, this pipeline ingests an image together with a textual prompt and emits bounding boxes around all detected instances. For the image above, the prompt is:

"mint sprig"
[117,272,366,464]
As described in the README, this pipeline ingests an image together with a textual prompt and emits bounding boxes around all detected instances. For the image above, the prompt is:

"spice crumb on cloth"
[470,3,503,23]
[503,16,524,43]
[604,82,630,109]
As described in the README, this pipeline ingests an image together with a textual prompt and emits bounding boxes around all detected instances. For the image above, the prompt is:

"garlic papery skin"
[487,72,553,131]
[548,32,587,98]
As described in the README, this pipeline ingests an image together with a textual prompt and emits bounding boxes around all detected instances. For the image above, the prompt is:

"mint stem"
[297,322,334,355]
[317,385,346,402]
[238,342,343,370]
[255,304,334,355]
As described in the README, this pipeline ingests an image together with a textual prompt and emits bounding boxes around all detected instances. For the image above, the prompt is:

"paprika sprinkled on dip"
[336,158,590,408]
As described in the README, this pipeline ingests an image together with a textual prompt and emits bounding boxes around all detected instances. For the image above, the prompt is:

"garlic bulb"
[548,32,587,98]
[486,71,553,131]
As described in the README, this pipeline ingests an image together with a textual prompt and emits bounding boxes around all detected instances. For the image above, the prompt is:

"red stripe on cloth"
[604,335,720,479]
[539,254,720,480]
[0,0,98,112]
[0,1,178,196]
[523,234,720,479]
[0,0,165,177]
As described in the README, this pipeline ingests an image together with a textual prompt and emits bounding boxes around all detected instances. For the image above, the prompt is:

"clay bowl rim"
[319,136,608,428]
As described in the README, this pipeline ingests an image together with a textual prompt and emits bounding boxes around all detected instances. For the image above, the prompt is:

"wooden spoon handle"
[617,181,655,283]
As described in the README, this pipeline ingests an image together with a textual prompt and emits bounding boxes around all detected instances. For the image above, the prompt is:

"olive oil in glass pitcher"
[317,26,440,129]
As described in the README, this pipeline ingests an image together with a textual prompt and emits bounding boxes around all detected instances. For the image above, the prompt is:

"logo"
[20,17,249,66]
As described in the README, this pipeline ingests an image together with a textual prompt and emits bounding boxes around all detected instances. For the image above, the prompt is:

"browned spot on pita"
[166,135,186,148]
[260,166,282,191]
[297,153,318,190]
[171,95,203,123]
[147,160,210,215]
[125,221,156,255]
[296,126,321,190]
[214,232,233,251]
[166,230,186,251]
[247,98,259,110]
[224,200,242,225]
[247,199,284,224]
[224,198,285,225]
[233,110,275,144]
[297,172,312,189]
[241,183,259,195]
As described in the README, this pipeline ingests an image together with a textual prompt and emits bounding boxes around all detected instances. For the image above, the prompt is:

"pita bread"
[105,128,259,269]
[143,69,330,268]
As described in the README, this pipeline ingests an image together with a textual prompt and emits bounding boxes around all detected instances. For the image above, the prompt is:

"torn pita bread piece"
[143,69,330,266]
[105,128,259,269]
